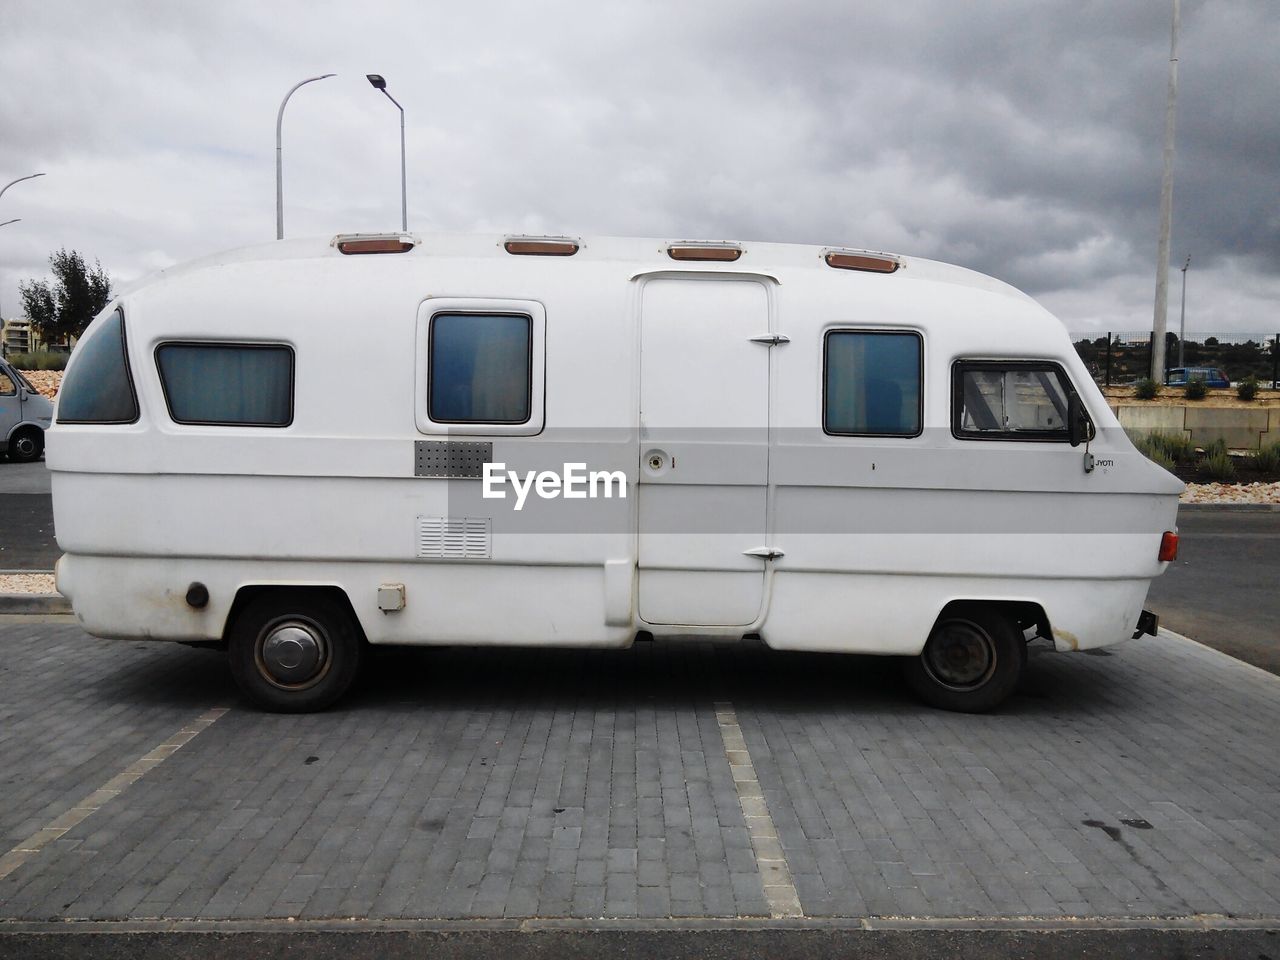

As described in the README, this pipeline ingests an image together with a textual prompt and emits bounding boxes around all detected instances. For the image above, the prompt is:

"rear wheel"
[903,605,1026,713]
[228,592,363,712]
[7,427,43,463]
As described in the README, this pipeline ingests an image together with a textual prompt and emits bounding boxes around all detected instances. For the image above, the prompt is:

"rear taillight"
[1158,531,1179,562]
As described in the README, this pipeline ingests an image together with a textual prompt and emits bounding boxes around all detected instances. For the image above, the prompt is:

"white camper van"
[47,234,1182,713]
[0,357,54,462]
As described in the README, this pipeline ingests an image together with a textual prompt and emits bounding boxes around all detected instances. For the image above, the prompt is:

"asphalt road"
[2,458,1276,672]
[1145,507,1280,674]
[0,459,55,571]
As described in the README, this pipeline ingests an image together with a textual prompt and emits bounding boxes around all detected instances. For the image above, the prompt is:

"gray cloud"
[1,0,1276,335]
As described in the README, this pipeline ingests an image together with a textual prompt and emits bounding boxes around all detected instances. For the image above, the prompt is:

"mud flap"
[1132,609,1159,639]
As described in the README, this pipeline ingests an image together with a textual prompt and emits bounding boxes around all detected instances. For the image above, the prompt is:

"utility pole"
[1151,0,1180,382]
[1178,255,1190,368]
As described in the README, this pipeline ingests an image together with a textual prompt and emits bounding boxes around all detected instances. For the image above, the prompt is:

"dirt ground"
[1103,384,1280,407]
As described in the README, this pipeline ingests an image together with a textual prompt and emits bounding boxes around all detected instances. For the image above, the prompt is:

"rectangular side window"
[429,313,532,424]
[952,361,1077,441]
[156,343,294,426]
[824,330,922,437]
[57,308,139,424]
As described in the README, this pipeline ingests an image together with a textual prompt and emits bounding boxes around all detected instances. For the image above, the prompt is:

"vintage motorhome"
[48,233,1182,713]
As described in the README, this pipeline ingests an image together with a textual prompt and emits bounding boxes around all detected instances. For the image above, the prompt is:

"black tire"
[903,605,1026,713]
[7,427,43,463]
[228,592,363,713]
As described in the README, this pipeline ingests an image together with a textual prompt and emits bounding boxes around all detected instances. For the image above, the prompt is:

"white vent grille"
[417,517,491,559]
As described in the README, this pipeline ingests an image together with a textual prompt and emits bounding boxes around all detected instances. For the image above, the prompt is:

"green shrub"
[1131,431,1195,464]
[1237,375,1260,401]
[1204,448,1237,482]
[1130,432,1193,474]
[1184,378,1208,400]
[1134,378,1159,400]
[7,351,68,371]
[1253,442,1280,475]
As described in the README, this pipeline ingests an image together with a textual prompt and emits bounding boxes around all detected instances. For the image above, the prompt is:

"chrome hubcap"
[14,436,35,457]
[923,619,997,690]
[257,619,329,689]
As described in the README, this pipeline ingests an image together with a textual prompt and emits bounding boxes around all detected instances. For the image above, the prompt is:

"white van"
[48,233,1183,713]
[0,357,54,462]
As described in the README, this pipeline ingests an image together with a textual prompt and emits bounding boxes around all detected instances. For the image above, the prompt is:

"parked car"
[1166,367,1229,388]
[0,357,54,462]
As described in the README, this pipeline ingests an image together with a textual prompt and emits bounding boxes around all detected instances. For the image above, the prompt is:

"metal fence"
[1070,331,1280,388]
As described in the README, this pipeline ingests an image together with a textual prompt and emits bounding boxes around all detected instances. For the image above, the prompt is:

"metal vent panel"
[415,440,493,479]
[417,516,491,559]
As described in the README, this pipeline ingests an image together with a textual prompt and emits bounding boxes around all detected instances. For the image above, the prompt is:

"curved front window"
[56,309,139,424]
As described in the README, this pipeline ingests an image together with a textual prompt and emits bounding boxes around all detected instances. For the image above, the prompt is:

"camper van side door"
[636,276,771,627]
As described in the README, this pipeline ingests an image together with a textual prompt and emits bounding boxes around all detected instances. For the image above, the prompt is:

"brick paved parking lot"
[1,617,1279,949]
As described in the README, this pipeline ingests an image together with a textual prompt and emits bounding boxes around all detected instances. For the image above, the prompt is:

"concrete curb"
[0,593,70,615]
[0,917,1277,960]
[1178,501,1280,511]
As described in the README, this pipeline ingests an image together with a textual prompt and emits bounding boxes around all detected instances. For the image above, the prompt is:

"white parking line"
[0,707,229,882]
[713,700,803,918]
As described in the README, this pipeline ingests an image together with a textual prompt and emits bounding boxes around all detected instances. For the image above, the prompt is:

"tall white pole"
[0,219,18,322]
[1178,255,1190,368]
[1151,0,1180,382]
[275,75,335,240]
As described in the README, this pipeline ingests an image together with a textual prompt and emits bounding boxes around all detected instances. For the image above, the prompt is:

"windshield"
[11,367,38,394]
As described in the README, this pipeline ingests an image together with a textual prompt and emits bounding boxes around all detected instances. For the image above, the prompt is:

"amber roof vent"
[667,242,743,263]
[504,236,581,256]
[823,249,901,274]
[333,233,417,255]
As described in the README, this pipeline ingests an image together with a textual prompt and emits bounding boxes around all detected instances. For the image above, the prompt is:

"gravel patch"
[0,573,58,595]
[1181,481,1280,504]
[13,369,61,399]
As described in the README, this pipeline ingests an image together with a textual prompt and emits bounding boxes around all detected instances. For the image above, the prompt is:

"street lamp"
[1178,255,1190,369]
[366,74,407,231]
[276,74,336,240]
[0,173,45,202]
[0,218,22,321]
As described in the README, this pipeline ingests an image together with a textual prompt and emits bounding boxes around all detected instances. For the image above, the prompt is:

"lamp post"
[0,218,22,321]
[366,74,407,231]
[0,173,45,202]
[276,74,336,240]
[1178,255,1190,369]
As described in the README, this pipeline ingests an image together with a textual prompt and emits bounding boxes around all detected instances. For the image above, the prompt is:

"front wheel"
[228,592,363,712]
[903,606,1026,713]
[7,427,44,463]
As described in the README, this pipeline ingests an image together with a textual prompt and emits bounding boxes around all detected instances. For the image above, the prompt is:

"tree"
[19,249,112,345]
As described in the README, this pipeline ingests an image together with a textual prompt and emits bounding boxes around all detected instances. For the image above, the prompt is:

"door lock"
[648,453,664,470]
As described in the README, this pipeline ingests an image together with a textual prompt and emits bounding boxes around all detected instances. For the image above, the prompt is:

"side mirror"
[1068,394,1091,448]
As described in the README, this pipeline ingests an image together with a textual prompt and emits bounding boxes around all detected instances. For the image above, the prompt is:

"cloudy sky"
[1,0,1276,335]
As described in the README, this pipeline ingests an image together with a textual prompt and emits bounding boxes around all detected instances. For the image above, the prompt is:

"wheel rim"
[13,435,36,458]
[922,618,998,691]
[254,617,332,690]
